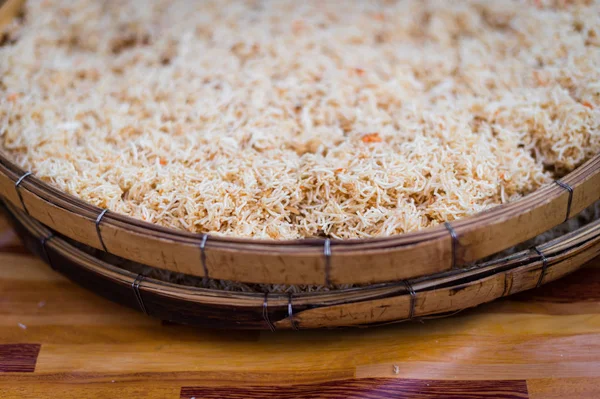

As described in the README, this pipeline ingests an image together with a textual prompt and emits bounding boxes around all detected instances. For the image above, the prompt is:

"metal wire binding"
[404,280,417,320]
[534,247,548,288]
[95,209,109,252]
[554,180,573,223]
[40,232,55,270]
[262,293,276,332]
[444,222,458,269]
[200,234,209,280]
[288,293,299,330]
[15,172,32,215]
[324,238,332,287]
[132,274,148,315]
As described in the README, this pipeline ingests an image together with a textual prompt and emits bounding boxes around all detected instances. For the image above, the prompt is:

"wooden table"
[1,213,599,399]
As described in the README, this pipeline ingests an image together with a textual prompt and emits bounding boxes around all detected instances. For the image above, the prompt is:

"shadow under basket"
[2,198,599,330]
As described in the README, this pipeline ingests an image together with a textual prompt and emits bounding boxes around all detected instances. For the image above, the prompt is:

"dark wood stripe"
[180,378,528,399]
[0,344,41,372]
[511,266,600,303]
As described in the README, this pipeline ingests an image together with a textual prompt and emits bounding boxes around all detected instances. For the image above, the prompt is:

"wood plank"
[0,376,530,399]
[0,380,179,399]
[180,378,529,399]
[0,370,354,399]
[0,344,40,372]
[0,370,354,387]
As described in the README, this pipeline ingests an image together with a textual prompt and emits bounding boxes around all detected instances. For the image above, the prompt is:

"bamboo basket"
[1,0,600,329]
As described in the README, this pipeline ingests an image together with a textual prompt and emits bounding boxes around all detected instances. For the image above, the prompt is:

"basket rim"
[4,197,600,299]
[4,198,599,329]
[1,150,599,286]
[1,151,598,248]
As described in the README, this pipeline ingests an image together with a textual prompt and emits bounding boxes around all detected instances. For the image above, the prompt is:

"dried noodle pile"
[1,0,599,240]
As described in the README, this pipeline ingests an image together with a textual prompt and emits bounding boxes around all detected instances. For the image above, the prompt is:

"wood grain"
[180,378,529,399]
[0,344,40,372]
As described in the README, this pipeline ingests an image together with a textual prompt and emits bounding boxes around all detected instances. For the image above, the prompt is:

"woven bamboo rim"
[4,198,599,329]
[1,151,599,286]
[1,0,600,286]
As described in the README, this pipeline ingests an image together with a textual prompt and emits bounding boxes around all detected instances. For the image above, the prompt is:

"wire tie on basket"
[262,293,276,332]
[554,180,573,223]
[200,233,209,280]
[324,238,332,287]
[95,209,109,252]
[15,171,32,215]
[40,232,55,270]
[534,247,548,288]
[132,274,148,315]
[288,293,299,331]
[404,280,417,320]
[444,222,458,269]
